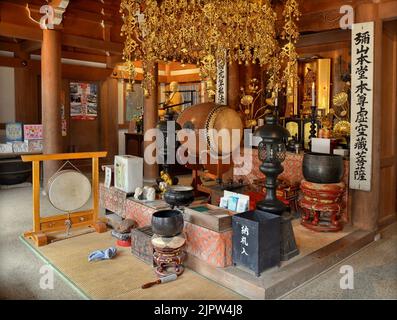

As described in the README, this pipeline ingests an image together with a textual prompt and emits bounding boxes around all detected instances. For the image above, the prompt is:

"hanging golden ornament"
[119,0,279,95]
[280,0,301,88]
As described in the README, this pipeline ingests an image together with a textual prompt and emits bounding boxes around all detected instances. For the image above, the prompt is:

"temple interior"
[0,0,396,301]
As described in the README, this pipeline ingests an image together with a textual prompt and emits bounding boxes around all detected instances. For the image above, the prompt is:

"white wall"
[0,67,15,123]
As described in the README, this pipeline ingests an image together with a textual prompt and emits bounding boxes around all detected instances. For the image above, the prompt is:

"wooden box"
[130,226,154,266]
[183,204,234,232]
[232,210,281,276]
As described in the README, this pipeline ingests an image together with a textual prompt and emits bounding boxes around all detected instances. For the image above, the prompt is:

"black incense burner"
[163,185,195,209]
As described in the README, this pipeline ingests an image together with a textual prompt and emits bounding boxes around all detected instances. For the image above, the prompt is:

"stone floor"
[0,184,396,299]
[282,222,397,299]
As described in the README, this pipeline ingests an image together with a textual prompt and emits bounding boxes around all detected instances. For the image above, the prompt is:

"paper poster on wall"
[70,82,98,120]
[350,22,374,191]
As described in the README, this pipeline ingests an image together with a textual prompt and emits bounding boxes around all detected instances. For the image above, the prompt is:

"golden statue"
[301,66,316,116]
[158,170,173,193]
[159,81,184,117]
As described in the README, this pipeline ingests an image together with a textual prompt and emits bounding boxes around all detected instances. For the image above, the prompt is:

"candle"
[311,82,316,106]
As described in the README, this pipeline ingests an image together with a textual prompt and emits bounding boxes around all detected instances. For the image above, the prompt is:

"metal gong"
[48,170,91,212]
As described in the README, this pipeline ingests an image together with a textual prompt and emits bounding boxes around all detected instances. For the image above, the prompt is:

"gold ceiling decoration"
[120,0,300,96]
[120,0,141,92]
[280,0,301,91]
[199,53,217,100]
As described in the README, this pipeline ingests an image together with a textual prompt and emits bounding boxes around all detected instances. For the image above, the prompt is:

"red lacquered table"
[299,180,345,232]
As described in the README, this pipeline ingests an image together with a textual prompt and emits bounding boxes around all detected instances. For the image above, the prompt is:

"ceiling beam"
[62,34,123,54]
[62,50,107,64]
[0,22,123,54]
[0,41,20,53]
[106,54,123,68]
[0,22,42,42]
[297,29,351,48]
[20,40,41,52]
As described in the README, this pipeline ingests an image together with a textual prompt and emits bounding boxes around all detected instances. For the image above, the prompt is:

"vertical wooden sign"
[350,22,374,191]
[216,57,228,105]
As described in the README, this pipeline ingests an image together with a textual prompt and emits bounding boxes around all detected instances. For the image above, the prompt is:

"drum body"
[48,170,91,212]
[177,102,243,159]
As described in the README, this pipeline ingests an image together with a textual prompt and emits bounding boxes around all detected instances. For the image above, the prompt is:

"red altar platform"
[100,184,233,267]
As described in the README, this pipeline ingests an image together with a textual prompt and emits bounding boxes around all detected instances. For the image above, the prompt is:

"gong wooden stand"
[21,152,108,247]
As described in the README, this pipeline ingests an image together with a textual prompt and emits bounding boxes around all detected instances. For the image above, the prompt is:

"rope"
[54,160,83,176]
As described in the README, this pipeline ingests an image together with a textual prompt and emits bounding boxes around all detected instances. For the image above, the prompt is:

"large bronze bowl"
[151,210,184,237]
[303,152,344,184]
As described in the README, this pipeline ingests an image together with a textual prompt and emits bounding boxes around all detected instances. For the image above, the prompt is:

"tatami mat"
[21,231,244,300]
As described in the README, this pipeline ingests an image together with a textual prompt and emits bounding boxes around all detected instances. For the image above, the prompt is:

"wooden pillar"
[227,61,240,109]
[100,77,119,164]
[143,63,159,181]
[350,3,382,231]
[41,29,63,186]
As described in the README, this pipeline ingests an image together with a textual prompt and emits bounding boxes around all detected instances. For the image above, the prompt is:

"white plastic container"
[114,155,143,193]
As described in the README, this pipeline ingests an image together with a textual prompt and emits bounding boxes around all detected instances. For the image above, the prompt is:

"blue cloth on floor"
[88,247,117,262]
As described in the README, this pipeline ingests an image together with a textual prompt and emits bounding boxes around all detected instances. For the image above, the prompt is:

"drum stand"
[21,152,108,247]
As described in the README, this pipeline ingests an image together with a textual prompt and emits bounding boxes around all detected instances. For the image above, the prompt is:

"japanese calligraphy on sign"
[240,225,249,256]
[350,22,374,191]
[215,57,228,105]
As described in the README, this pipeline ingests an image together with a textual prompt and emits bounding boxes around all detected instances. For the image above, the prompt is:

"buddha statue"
[159,81,184,118]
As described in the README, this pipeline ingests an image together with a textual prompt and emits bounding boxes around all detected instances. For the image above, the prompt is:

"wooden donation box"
[232,210,280,276]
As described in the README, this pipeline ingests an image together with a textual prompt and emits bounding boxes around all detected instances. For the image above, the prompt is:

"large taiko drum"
[48,170,91,212]
[176,102,243,158]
